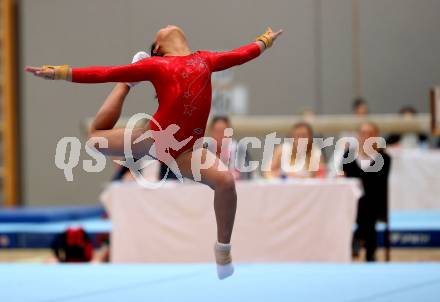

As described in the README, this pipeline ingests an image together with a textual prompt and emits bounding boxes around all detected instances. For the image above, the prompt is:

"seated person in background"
[206,116,252,180]
[352,98,369,117]
[386,106,428,149]
[342,121,391,262]
[337,98,370,147]
[268,122,325,178]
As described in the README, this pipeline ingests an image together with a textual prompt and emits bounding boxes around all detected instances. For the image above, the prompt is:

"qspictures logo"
[55,113,386,188]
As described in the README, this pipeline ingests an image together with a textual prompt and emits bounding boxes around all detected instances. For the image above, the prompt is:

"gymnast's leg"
[176,148,237,279]
[90,83,128,135]
[87,82,153,159]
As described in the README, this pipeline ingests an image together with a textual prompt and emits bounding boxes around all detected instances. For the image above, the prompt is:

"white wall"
[360,0,440,113]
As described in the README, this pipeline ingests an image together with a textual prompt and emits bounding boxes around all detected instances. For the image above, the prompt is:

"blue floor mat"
[0,263,439,302]
[1,210,440,248]
[0,205,105,223]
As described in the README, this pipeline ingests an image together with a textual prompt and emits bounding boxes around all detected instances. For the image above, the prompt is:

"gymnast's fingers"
[24,66,41,74]
[272,29,283,41]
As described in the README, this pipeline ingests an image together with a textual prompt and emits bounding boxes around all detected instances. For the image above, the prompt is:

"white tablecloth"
[389,149,440,209]
[101,179,361,263]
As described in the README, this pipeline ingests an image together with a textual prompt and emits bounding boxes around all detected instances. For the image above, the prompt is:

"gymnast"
[25,25,282,279]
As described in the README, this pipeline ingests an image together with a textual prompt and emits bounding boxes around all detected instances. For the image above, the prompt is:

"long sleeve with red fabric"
[71,58,162,83]
[207,42,261,72]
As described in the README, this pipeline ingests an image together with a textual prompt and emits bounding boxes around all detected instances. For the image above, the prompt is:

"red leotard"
[72,42,261,158]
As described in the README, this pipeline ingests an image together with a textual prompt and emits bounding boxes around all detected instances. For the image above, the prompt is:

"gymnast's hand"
[266,27,283,44]
[256,27,283,51]
[25,65,71,81]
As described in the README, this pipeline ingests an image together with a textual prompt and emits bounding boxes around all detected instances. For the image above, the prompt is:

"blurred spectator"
[352,98,369,117]
[342,122,391,262]
[267,122,325,178]
[206,116,252,180]
[51,227,94,263]
[386,106,428,148]
[336,98,369,152]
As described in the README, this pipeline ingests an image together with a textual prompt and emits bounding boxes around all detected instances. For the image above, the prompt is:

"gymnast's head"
[358,121,382,151]
[152,25,188,56]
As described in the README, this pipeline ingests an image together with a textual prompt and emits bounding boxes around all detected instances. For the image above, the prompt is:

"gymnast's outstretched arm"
[25,57,162,83]
[208,27,283,72]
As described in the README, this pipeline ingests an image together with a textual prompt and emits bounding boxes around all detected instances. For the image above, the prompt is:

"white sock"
[126,51,150,88]
[214,242,234,280]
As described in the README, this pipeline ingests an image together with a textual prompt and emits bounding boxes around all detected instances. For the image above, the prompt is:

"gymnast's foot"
[214,242,234,280]
[126,51,149,88]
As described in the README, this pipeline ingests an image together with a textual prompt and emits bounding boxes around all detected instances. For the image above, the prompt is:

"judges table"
[101,179,361,263]
[389,149,440,210]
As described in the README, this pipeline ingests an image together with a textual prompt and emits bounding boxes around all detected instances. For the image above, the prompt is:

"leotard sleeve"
[71,57,162,83]
[207,42,261,72]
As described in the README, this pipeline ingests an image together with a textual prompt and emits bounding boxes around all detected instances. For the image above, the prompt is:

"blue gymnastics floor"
[0,263,439,302]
